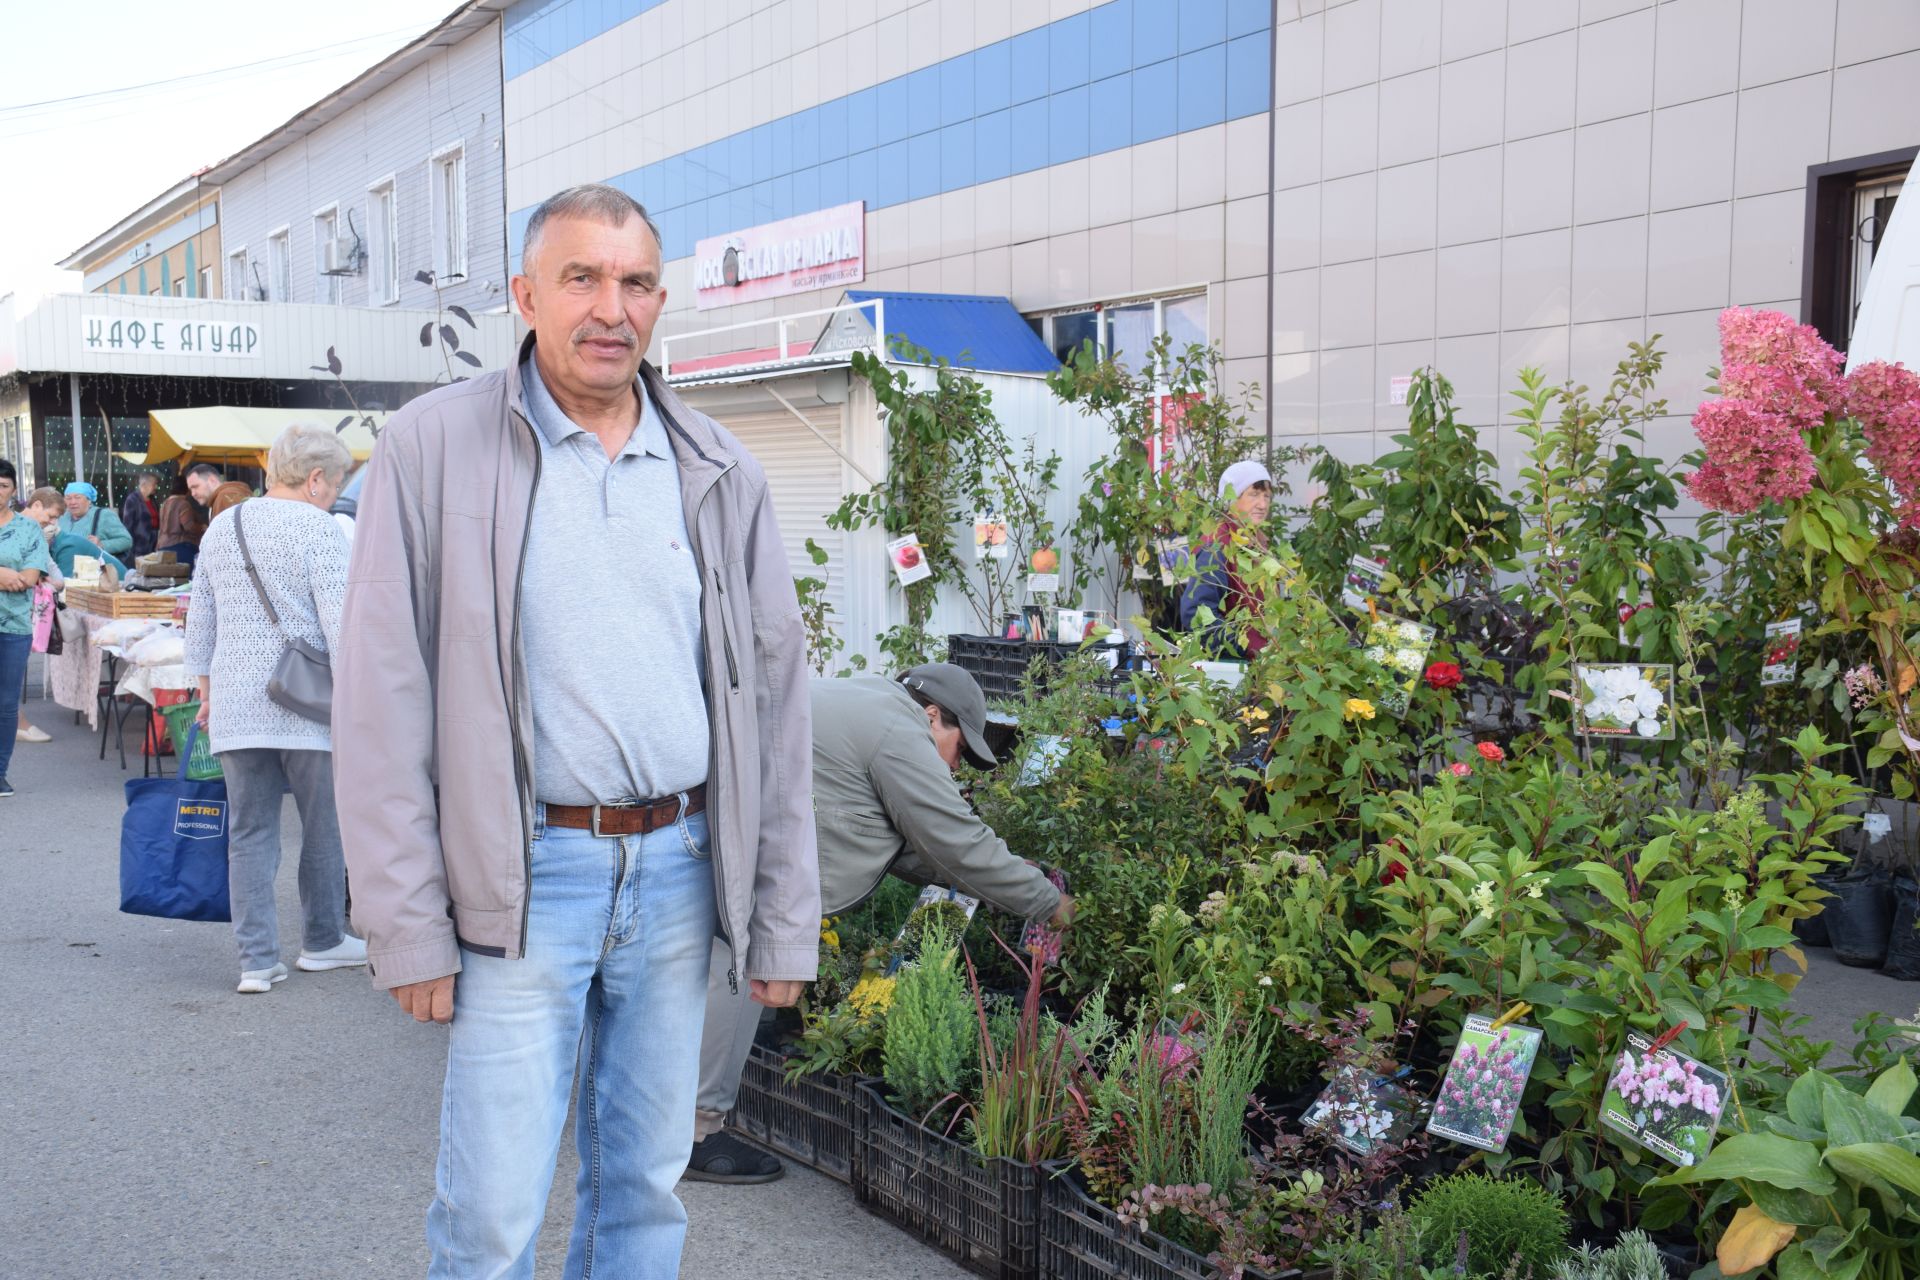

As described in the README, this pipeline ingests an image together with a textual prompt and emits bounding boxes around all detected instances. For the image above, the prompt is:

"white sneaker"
[237,962,289,994]
[296,935,368,972]
[16,724,49,743]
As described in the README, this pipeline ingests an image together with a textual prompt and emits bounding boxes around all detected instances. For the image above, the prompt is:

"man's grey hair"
[521,184,663,274]
[266,423,353,490]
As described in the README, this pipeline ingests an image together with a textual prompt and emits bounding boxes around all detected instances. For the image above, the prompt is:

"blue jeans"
[427,803,718,1280]
[0,631,31,782]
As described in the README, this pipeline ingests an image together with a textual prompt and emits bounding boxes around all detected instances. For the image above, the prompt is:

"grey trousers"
[694,936,766,1140]
[220,747,348,972]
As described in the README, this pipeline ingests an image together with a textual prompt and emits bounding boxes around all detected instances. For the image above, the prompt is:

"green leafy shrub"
[1408,1173,1570,1278]
[881,924,976,1118]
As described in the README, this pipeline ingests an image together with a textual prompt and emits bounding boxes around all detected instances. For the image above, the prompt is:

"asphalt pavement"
[0,672,968,1280]
[2,667,1911,1278]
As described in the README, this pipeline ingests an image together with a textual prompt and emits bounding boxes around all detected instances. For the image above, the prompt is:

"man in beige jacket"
[333,185,819,1280]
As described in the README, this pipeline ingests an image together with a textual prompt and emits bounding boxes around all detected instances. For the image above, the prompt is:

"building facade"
[209,2,510,317]
[497,0,1915,499]
[59,179,223,300]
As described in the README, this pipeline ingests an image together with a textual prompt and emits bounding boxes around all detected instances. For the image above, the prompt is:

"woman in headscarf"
[55,482,133,558]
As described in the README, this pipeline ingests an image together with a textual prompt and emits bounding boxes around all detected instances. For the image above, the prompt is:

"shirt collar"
[521,350,671,461]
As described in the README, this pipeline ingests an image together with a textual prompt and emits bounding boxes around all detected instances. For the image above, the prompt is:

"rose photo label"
[886,533,932,586]
[1760,618,1804,687]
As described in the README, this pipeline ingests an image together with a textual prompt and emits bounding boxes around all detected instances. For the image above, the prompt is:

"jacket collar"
[508,333,736,480]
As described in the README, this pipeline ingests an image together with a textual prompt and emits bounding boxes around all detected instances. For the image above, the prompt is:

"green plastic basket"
[160,703,223,780]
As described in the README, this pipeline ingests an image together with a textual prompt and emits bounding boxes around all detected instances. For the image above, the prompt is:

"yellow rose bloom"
[1343,698,1377,722]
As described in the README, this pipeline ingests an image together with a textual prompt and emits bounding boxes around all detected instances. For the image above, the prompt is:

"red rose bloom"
[1475,741,1506,764]
[1380,860,1410,886]
[1425,661,1463,690]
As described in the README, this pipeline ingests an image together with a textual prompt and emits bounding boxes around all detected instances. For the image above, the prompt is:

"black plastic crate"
[946,634,1140,702]
[851,1080,1047,1280]
[1041,1163,1296,1280]
[728,1044,858,1183]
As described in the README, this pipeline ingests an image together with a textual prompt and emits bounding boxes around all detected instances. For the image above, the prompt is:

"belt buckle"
[591,800,639,838]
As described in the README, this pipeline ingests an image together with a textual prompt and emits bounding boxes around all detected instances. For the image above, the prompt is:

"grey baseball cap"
[901,663,998,769]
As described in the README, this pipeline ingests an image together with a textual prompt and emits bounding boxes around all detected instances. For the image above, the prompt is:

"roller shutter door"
[707,402,851,626]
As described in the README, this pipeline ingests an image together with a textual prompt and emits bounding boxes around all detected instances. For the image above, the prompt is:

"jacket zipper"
[509,423,543,958]
[712,570,740,690]
[690,459,740,991]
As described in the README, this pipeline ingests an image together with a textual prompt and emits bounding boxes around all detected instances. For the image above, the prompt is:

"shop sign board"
[82,314,261,358]
[693,202,865,310]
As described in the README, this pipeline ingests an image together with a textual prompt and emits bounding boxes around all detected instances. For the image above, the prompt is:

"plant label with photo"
[886,533,933,586]
[1151,536,1191,587]
[1599,1032,1729,1167]
[1863,810,1892,842]
[1303,1065,1425,1157]
[1426,1015,1543,1153]
[1056,609,1087,644]
[1017,734,1068,787]
[1341,554,1389,612]
[973,512,1010,561]
[1573,664,1675,740]
[1760,619,1803,687]
[1360,615,1437,717]
[891,886,982,960]
[1028,573,1061,595]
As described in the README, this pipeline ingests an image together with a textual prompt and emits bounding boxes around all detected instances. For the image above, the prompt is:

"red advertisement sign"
[693,201,866,310]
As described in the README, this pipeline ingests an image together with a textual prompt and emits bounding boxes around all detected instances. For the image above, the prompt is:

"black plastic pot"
[1794,870,1848,948]
[1826,871,1895,968]
[1880,872,1920,981]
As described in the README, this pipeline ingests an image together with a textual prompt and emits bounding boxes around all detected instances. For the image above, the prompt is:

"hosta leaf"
[1823,1141,1920,1198]
[1719,1204,1797,1274]
[1658,1132,1834,1194]
[1824,1086,1905,1148]
[1865,1060,1917,1118]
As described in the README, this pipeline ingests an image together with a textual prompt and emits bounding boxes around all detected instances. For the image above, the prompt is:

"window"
[267,229,292,302]
[1804,148,1915,354]
[430,143,467,281]
[1033,291,1210,373]
[227,248,249,299]
[198,265,212,298]
[368,179,399,304]
[314,206,341,304]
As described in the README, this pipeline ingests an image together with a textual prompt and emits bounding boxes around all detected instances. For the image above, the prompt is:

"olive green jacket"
[811,675,1061,920]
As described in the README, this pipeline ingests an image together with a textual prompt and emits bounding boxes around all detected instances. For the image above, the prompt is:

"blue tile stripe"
[503,0,671,80]
[506,0,1271,265]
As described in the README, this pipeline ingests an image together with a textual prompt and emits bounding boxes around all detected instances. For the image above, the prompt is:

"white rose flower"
[1636,717,1663,738]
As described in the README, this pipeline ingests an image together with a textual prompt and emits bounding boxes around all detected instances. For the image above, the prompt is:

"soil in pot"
[1827,871,1895,968]
[1881,872,1920,980]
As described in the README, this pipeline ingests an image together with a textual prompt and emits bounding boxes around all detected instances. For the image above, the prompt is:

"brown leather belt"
[543,784,706,837]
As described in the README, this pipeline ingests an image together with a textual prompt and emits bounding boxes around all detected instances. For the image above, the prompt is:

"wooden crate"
[63,587,182,619]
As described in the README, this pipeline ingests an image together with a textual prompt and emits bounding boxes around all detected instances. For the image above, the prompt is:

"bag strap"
[90,507,102,535]
[231,505,287,636]
[178,720,202,782]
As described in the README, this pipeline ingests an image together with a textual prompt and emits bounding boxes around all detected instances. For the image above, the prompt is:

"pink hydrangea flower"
[1846,360,1920,527]
[1685,308,1846,513]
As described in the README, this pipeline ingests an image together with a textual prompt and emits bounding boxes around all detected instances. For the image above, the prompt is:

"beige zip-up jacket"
[333,338,820,990]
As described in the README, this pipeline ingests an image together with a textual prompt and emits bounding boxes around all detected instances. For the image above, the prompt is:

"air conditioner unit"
[321,236,361,276]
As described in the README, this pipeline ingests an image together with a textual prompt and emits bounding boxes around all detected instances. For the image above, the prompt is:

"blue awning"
[834,291,1060,374]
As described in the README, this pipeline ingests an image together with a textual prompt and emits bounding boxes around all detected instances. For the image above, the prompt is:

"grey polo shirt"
[519,353,710,806]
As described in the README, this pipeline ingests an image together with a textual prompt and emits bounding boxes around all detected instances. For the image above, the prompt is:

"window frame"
[227,246,249,300]
[366,174,400,305]
[1801,146,1918,354]
[1030,287,1212,380]
[266,226,292,302]
[313,202,342,305]
[429,140,468,283]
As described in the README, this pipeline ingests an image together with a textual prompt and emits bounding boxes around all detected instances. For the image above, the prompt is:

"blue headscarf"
[64,481,98,503]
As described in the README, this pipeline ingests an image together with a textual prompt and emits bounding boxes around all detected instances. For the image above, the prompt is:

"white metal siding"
[217,23,507,317]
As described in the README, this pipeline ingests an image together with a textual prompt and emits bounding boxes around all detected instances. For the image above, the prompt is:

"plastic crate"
[946,634,1139,702]
[727,1044,858,1183]
[852,1080,1047,1280]
[1041,1163,1296,1280]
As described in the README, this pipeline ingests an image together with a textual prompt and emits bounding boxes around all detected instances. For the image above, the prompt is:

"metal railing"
[658,295,886,382]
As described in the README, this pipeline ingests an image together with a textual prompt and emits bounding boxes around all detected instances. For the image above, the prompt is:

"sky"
[0,0,459,303]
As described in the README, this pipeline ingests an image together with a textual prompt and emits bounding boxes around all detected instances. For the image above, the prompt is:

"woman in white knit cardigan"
[185,424,364,994]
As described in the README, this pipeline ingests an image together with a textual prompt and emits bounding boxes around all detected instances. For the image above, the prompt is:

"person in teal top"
[0,461,55,797]
[25,488,128,577]
[55,482,133,558]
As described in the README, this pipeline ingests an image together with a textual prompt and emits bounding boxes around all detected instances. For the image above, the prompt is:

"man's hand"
[750,979,804,1008]
[391,975,456,1023]
[1050,893,1077,930]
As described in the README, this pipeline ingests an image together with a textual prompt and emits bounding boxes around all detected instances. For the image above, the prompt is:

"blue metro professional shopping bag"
[120,722,232,922]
